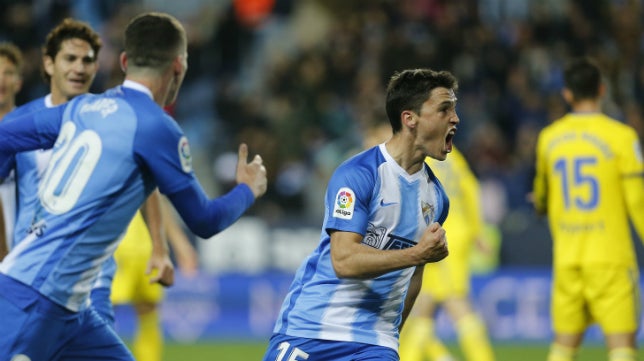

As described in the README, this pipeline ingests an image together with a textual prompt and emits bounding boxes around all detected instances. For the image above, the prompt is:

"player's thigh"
[585,265,640,334]
[132,275,164,304]
[422,254,470,300]
[111,252,150,304]
[551,267,589,334]
[59,308,134,361]
[262,334,398,361]
[110,258,138,304]
[0,280,79,360]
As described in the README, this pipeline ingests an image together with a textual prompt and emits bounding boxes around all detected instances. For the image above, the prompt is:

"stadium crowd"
[1,0,642,265]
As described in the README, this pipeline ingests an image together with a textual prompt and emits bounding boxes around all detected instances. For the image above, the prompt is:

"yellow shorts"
[421,230,473,301]
[552,265,640,334]
[111,211,163,305]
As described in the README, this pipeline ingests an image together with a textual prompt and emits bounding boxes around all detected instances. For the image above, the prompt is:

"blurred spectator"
[2,0,643,266]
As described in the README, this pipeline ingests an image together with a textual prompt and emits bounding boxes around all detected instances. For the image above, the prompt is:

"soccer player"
[262,68,457,361]
[0,12,267,360]
[0,42,23,259]
[399,146,495,361]
[0,18,170,330]
[111,197,199,361]
[533,57,644,361]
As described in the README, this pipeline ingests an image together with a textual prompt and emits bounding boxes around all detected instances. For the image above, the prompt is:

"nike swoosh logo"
[380,200,398,207]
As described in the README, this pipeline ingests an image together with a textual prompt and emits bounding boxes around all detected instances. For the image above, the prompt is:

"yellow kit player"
[112,198,198,361]
[533,57,644,361]
[399,147,495,361]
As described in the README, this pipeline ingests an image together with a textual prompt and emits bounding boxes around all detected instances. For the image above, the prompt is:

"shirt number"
[275,341,309,361]
[553,156,599,210]
[39,122,102,214]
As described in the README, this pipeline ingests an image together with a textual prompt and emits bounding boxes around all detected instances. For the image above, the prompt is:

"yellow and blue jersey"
[533,112,644,267]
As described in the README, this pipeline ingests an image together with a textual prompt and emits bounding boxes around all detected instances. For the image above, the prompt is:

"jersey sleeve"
[324,162,374,236]
[134,113,255,238]
[532,129,549,214]
[133,112,195,195]
[619,129,644,241]
[0,105,64,176]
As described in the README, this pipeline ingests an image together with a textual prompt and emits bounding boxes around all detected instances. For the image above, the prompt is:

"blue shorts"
[91,286,115,326]
[0,273,133,361]
[262,333,399,361]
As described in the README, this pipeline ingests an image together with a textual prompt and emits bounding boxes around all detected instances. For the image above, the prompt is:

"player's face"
[44,38,98,104]
[415,87,459,161]
[0,56,21,109]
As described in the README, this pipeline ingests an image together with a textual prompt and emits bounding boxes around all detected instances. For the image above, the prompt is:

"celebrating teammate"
[0,42,23,259]
[0,12,267,360]
[262,68,457,361]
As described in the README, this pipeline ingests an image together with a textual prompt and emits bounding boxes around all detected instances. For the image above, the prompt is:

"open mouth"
[445,128,456,152]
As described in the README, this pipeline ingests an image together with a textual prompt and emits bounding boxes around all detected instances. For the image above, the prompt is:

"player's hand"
[413,222,448,264]
[235,143,267,199]
[147,252,175,287]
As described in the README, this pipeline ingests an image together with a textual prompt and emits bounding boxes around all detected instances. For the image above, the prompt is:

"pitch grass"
[162,341,629,361]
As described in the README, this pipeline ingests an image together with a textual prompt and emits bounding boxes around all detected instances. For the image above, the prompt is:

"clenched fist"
[235,143,268,198]
[413,222,448,264]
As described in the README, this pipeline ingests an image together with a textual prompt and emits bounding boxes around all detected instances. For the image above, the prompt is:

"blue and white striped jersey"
[0,81,195,311]
[273,143,449,351]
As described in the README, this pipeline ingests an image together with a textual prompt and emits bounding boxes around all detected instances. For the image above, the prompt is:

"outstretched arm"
[161,196,198,277]
[166,143,267,238]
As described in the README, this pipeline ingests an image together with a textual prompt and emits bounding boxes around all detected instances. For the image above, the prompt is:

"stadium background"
[2,0,644,359]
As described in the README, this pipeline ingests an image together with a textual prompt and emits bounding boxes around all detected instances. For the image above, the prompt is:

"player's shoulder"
[4,96,47,121]
[336,146,384,175]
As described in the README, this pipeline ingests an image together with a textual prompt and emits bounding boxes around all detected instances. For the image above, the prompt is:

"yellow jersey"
[426,147,482,248]
[533,112,644,267]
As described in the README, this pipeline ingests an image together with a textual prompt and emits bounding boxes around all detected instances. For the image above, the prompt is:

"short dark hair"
[42,18,102,83]
[385,69,458,133]
[0,42,23,73]
[124,12,186,70]
[563,57,602,101]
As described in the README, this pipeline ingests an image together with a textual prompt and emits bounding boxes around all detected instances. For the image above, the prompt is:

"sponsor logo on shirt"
[79,98,118,118]
[178,136,192,173]
[27,220,47,237]
[333,187,354,219]
[384,234,415,250]
[363,222,386,248]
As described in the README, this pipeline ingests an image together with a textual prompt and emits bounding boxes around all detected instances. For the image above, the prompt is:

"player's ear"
[119,52,127,73]
[402,110,416,129]
[598,83,606,97]
[43,56,55,78]
[561,87,573,104]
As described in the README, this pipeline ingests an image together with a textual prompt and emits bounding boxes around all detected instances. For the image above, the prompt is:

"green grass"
[161,341,627,361]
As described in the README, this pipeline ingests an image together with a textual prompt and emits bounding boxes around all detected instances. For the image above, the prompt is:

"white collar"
[123,79,153,100]
[44,94,54,108]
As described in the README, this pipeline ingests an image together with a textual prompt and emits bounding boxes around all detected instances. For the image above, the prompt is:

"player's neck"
[50,90,71,106]
[385,136,424,175]
[125,73,173,107]
[570,99,601,113]
[0,102,15,120]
